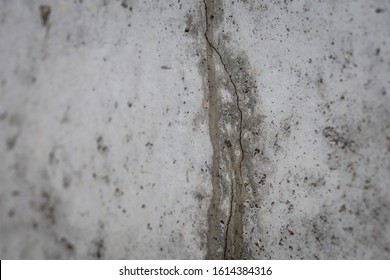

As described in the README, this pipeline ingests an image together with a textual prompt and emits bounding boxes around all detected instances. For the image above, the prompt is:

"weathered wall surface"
[0,0,389,259]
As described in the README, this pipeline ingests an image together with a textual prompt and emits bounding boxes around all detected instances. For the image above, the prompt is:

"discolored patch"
[39,5,51,27]
[202,0,268,260]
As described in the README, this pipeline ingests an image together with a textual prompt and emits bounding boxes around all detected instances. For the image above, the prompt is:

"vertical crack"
[203,0,245,259]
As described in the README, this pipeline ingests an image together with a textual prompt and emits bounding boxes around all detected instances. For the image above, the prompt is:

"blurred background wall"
[0,0,389,259]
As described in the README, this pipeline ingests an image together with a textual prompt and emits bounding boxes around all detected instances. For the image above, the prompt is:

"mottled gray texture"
[0,0,389,259]
[0,0,212,259]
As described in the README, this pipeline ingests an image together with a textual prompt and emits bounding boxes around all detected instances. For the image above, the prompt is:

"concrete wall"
[0,0,389,259]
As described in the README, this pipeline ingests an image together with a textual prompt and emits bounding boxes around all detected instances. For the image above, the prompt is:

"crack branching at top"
[203,0,245,259]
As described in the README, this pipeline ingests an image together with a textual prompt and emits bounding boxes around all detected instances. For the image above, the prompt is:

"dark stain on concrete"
[39,5,51,27]
[96,136,109,154]
[6,133,18,150]
[38,190,57,225]
[59,237,75,252]
[121,0,129,9]
[323,126,356,151]
[92,238,105,259]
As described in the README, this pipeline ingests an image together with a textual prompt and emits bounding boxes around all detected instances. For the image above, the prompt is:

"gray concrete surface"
[0,0,389,259]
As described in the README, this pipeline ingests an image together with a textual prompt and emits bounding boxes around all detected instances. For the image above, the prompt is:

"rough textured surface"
[0,0,389,259]
[0,0,212,259]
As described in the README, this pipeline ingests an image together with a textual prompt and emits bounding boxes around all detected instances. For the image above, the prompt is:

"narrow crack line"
[203,0,245,259]
[203,1,244,168]
[224,180,234,259]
